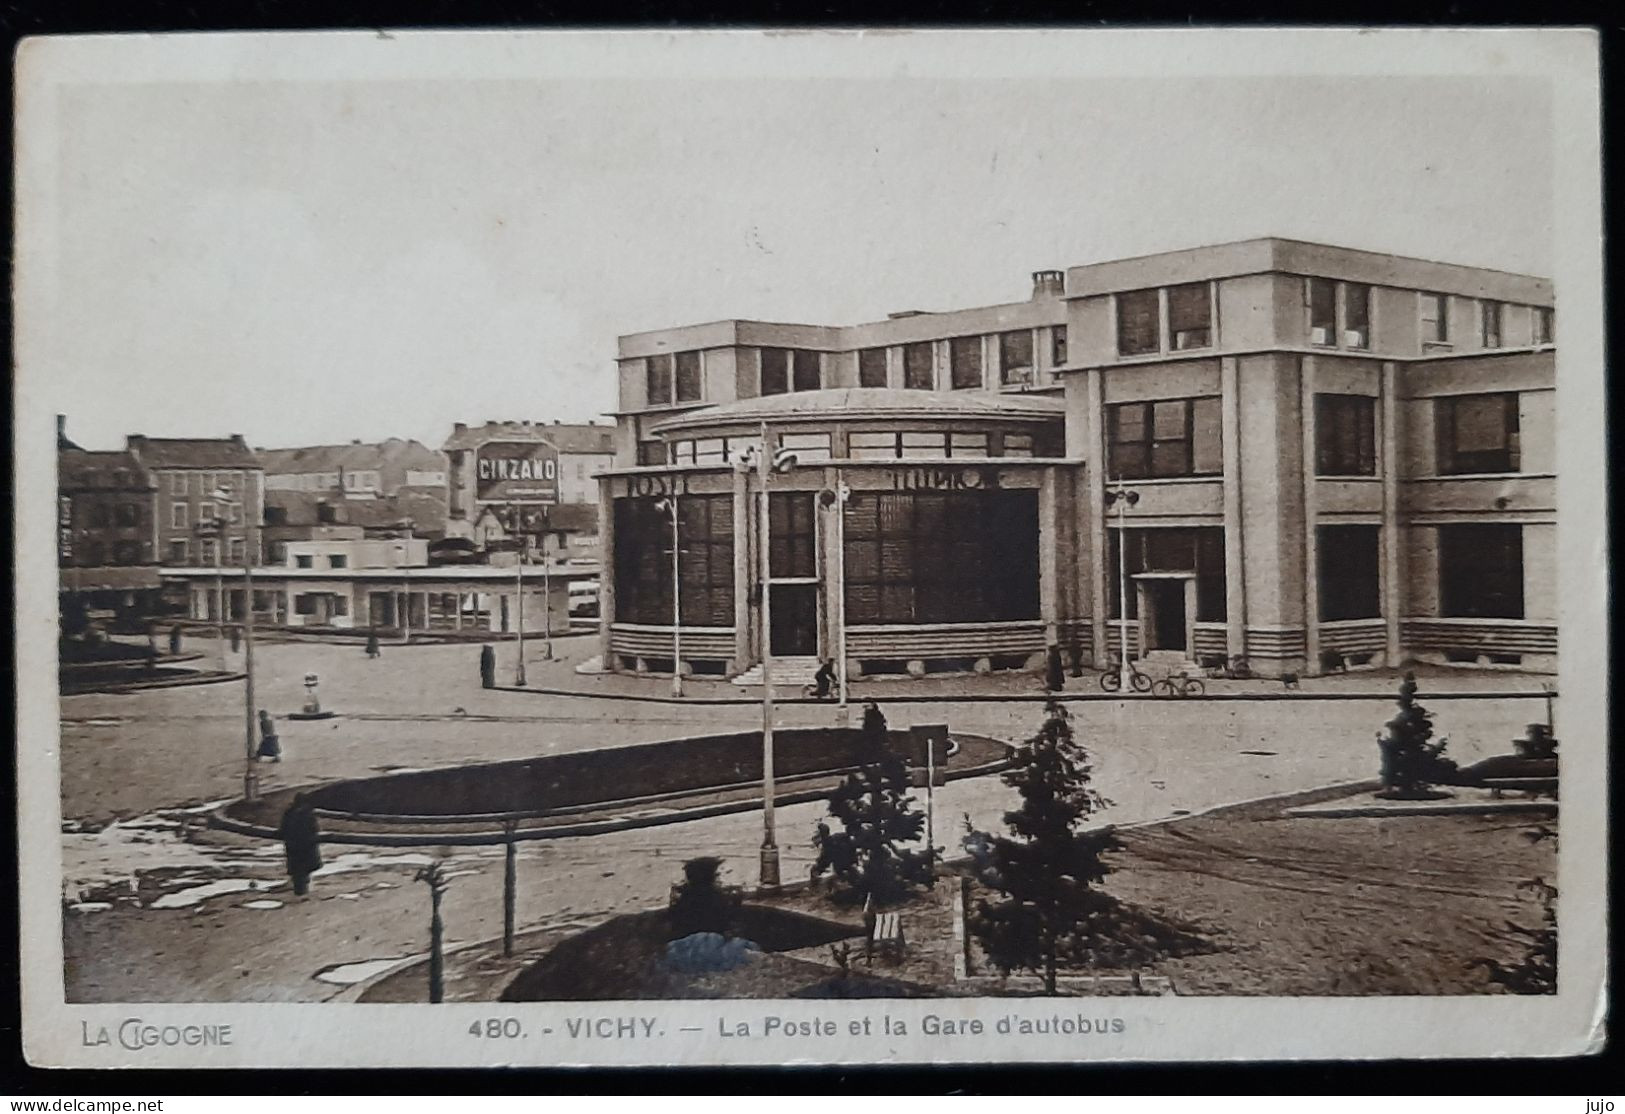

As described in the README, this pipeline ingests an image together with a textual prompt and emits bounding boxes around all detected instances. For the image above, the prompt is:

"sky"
[35,62,1553,452]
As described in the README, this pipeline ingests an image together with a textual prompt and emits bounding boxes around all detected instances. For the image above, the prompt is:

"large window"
[949,336,983,390]
[1106,527,1226,621]
[1307,278,1337,346]
[760,348,821,395]
[636,441,668,466]
[168,540,188,564]
[1439,524,1524,619]
[1107,397,1223,479]
[1116,289,1160,356]
[1315,394,1377,476]
[613,495,735,626]
[859,348,888,388]
[646,354,674,405]
[1420,293,1450,344]
[903,342,934,390]
[675,350,703,402]
[1345,283,1371,349]
[769,492,817,578]
[793,350,822,392]
[1436,392,1520,475]
[999,330,1034,385]
[1480,300,1503,348]
[1318,524,1380,620]
[1168,282,1212,350]
[846,430,993,460]
[843,490,1039,625]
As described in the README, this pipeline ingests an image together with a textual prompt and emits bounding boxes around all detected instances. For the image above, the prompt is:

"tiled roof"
[264,489,447,533]
[58,448,156,491]
[442,421,615,455]
[257,438,446,475]
[127,435,261,469]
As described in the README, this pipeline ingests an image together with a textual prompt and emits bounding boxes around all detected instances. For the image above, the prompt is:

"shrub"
[668,856,741,940]
[1376,673,1457,798]
[811,729,934,905]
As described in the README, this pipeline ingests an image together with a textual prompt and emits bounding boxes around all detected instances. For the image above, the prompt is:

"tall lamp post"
[1105,474,1141,692]
[213,486,259,802]
[195,517,228,671]
[745,423,797,889]
[654,495,682,698]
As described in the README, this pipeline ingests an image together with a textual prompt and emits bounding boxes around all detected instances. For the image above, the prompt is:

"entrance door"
[1147,580,1187,651]
[770,583,819,656]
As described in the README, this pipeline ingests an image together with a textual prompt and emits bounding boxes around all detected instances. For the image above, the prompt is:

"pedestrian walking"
[365,631,381,659]
[168,624,183,655]
[278,793,322,896]
[809,659,836,700]
[256,709,282,762]
[480,643,496,689]
[230,625,242,653]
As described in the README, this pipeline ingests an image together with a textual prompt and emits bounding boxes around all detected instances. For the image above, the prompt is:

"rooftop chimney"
[454,422,467,433]
[1032,270,1065,300]
[57,414,66,437]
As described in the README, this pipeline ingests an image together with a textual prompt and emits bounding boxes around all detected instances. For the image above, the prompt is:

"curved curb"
[490,683,1556,708]
[61,670,246,696]
[207,755,1014,847]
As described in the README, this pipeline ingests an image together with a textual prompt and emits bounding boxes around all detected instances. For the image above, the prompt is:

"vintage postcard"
[14,28,1607,1068]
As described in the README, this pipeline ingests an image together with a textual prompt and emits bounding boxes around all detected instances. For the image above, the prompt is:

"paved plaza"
[59,633,1556,1003]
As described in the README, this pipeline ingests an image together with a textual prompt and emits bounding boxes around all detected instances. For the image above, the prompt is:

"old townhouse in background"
[258,438,451,562]
[127,434,266,575]
[56,417,163,627]
[442,420,616,561]
[598,238,1555,681]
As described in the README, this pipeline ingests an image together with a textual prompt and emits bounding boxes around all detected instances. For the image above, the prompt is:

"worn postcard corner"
[13,27,1607,1070]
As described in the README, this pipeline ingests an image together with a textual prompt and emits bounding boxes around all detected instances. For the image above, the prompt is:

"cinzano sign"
[476,441,560,503]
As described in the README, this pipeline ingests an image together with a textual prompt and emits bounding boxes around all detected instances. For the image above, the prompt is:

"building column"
[1038,468,1060,648]
[1083,366,1109,665]
[1380,360,1403,665]
[1301,357,1321,672]
[1221,356,1247,663]
[598,482,616,666]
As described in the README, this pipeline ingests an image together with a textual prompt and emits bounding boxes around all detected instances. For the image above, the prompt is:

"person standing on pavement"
[256,709,282,762]
[480,643,496,689]
[278,793,322,896]
[365,630,381,659]
[168,624,183,656]
[861,700,887,748]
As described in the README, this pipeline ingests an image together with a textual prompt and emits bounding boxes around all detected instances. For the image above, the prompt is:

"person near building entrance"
[861,701,887,748]
[365,631,381,659]
[230,625,241,653]
[479,643,496,689]
[256,709,282,762]
[278,793,322,896]
[810,659,837,700]
[168,624,183,656]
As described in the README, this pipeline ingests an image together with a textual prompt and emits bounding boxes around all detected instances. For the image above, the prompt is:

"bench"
[867,910,905,963]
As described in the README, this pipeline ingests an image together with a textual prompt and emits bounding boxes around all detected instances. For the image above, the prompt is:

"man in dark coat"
[860,701,887,749]
[480,644,496,689]
[168,625,183,655]
[810,659,836,699]
[365,631,381,659]
[256,709,282,762]
[279,793,322,896]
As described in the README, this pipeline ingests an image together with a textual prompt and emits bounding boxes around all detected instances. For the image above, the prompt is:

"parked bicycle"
[1099,656,1153,693]
[1153,669,1207,698]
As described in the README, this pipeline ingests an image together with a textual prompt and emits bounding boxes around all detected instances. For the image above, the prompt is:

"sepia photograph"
[13,28,1607,1068]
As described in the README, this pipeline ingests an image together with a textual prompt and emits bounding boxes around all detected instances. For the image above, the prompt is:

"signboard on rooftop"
[475,441,559,504]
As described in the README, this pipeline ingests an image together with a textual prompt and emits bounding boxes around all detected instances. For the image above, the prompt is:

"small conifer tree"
[812,740,934,905]
[1376,673,1457,798]
[965,700,1121,995]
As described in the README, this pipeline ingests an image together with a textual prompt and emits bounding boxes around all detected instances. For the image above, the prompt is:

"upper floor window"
[675,350,703,402]
[858,347,888,388]
[1168,282,1212,350]
[778,431,833,464]
[1307,278,1337,346]
[999,432,1034,458]
[1107,397,1223,479]
[116,503,141,527]
[1436,392,1520,475]
[229,538,246,564]
[636,441,667,466]
[949,336,983,390]
[760,348,822,395]
[59,497,71,526]
[1345,283,1371,349]
[329,554,348,569]
[793,350,821,392]
[999,330,1034,386]
[646,353,674,405]
[1314,394,1377,476]
[170,472,188,496]
[168,540,188,564]
[171,503,188,529]
[1481,300,1503,348]
[1116,289,1160,357]
[1534,306,1554,346]
[1051,325,1068,367]
[903,342,934,390]
[295,554,315,569]
[1420,293,1450,345]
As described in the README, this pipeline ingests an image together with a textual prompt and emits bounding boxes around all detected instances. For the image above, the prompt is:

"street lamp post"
[748,421,796,890]
[514,545,526,686]
[1105,474,1141,692]
[833,474,851,719]
[656,495,682,698]
[214,486,258,802]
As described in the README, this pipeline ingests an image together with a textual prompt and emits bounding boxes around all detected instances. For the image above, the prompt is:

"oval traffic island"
[213,727,1013,846]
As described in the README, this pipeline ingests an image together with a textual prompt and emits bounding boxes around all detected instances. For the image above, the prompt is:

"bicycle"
[1099,657,1152,693]
[1153,669,1207,698]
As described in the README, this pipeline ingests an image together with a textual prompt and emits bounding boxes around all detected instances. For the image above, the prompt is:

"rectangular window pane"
[1151,399,1188,440]
[675,351,703,402]
[692,438,726,463]
[1307,277,1337,345]
[1191,397,1223,475]
[1168,282,1211,350]
[1481,301,1503,348]
[792,350,822,392]
[949,432,989,458]
[1439,392,1519,474]
[949,336,983,390]
[899,431,946,459]
[848,431,898,460]
[859,348,888,388]
[999,330,1033,384]
[1314,394,1376,476]
[1421,293,1449,343]
[1344,283,1371,348]
[1001,433,1033,458]
[1051,325,1068,366]
[1439,524,1524,618]
[636,441,667,466]
[779,431,832,463]
[1318,524,1381,620]
[1535,307,1554,345]
[646,354,674,405]
[760,348,789,396]
[1116,289,1160,356]
[903,342,934,390]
